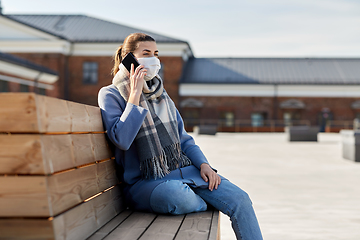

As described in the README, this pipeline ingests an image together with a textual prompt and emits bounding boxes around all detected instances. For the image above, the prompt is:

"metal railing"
[184,119,354,132]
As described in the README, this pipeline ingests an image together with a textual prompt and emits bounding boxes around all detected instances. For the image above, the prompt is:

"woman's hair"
[112,33,155,75]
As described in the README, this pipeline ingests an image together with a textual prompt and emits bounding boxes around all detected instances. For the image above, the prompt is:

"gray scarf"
[112,64,191,179]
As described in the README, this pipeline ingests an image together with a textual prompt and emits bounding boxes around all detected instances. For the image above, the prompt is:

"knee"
[150,180,207,215]
[236,189,252,206]
[224,188,253,218]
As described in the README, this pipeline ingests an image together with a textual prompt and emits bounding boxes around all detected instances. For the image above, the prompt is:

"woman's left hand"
[200,163,221,191]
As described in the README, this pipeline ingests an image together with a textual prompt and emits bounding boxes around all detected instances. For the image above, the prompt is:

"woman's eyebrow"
[142,49,159,53]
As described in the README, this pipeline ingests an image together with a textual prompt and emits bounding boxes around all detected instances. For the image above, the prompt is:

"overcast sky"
[2,0,360,58]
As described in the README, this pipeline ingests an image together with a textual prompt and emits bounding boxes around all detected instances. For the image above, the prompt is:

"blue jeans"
[150,179,263,240]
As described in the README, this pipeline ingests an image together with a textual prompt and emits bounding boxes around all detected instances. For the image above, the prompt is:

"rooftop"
[181,58,360,85]
[5,14,187,43]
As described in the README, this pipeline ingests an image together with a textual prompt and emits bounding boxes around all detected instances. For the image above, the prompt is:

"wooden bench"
[0,93,220,240]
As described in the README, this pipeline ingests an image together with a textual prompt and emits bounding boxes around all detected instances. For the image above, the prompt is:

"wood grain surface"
[0,159,119,217]
[0,133,112,174]
[0,93,104,133]
[0,185,124,240]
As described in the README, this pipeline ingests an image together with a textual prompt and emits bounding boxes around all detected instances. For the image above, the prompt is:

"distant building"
[0,51,58,94]
[1,12,360,132]
[180,58,360,132]
[0,14,192,106]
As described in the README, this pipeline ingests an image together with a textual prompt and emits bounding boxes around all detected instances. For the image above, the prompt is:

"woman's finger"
[130,63,134,76]
[209,173,215,191]
[215,175,221,190]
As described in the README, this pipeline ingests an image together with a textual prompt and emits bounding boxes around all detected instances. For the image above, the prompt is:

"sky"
[1,0,360,58]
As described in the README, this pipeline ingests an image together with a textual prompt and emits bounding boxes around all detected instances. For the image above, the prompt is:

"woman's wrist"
[128,91,141,105]
[200,163,210,169]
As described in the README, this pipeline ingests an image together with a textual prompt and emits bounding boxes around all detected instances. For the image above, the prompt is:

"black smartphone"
[122,52,140,72]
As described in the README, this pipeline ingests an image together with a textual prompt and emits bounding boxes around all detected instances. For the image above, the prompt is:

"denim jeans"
[150,179,263,240]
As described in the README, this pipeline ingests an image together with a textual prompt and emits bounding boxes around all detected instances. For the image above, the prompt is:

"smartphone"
[122,52,140,72]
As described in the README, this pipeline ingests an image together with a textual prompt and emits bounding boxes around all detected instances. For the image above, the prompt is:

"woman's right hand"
[128,63,147,105]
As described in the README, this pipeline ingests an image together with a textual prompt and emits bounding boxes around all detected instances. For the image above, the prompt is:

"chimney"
[0,0,3,15]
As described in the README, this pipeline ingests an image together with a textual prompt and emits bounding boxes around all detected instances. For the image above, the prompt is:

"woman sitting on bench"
[98,33,263,240]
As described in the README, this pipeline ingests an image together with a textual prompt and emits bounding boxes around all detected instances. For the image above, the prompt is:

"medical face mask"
[137,57,161,81]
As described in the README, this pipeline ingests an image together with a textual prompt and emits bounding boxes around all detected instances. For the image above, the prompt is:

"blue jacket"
[98,84,212,211]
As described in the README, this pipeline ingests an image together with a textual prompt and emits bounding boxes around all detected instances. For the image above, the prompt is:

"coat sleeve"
[98,86,148,151]
[176,108,210,169]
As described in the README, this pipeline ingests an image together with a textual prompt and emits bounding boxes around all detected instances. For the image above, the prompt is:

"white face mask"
[137,57,161,81]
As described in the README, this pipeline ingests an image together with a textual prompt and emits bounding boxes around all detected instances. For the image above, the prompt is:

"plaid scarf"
[112,64,192,179]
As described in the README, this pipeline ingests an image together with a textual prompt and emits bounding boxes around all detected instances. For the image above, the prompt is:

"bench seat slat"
[87,210,133,240]
[103,212,156,240]
[208,210,220,240]
[138,214,185,240]
[175,210,214,240]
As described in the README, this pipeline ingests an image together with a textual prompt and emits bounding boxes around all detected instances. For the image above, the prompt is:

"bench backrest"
[0,93,125,240]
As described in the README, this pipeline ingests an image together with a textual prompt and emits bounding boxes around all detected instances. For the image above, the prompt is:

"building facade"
[179,58,360,132]
[0,14,192,106]
[1,11,360,133]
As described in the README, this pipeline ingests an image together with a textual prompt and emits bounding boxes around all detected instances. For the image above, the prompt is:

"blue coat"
[98,84,212,212]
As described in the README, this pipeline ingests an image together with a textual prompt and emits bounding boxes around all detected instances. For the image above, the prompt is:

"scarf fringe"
[140,142,192,179]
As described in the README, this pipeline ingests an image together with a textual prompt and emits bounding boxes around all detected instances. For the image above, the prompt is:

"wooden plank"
[139,214,185,240]
[67,100,92,132]
[40,134,75,174]
[0,159,119,217]
[0,93,39,133]
[0,176,49,216]
[175,210,213,240]
[103,212,157,240]
[0,93,104,133]
[53,185,124,240]
[0,185,124,240]
[0,219,54,240]
[208,210,220,240]
[36,94,71,133]
[86,105,105,132]
[0,134,47,174]
[87,210,133,240]
[0,133,113,174]
[91,134,113,162]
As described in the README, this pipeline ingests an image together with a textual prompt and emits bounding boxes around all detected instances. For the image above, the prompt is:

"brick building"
[0,13,192,106]
[2,11,360,132]
[0,51,58,94]
[179,58,360,132]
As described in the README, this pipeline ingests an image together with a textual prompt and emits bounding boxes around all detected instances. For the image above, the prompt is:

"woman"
[98,33,263,240]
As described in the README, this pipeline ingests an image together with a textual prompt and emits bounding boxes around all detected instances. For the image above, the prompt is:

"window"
[283,112,292,126]
[0,80,8,92]
[220,111,235,127]
[83,62,98,84]
[251,113,264,127]
[20,84,29,92]
[283,111,301,126]
[38,88,46,96]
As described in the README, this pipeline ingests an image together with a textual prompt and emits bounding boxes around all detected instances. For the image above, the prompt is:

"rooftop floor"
[191,132,360,240]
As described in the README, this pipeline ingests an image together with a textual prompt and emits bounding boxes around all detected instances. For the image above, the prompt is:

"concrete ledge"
[193,125,217,135]
[340,129,360,162]
[285,126,319,142]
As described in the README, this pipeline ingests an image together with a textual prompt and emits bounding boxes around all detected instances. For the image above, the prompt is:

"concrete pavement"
[191,132,360,240]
